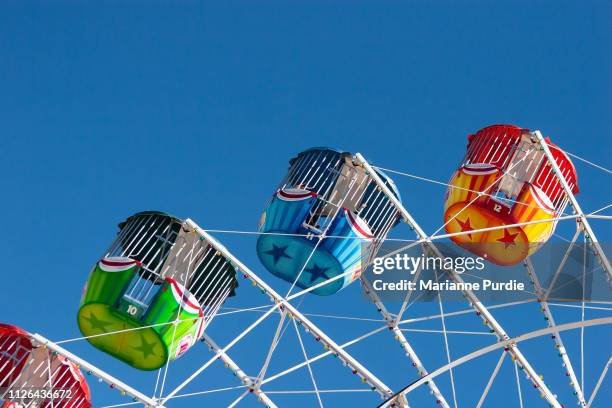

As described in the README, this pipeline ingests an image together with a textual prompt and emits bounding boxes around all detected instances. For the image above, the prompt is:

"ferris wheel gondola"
[443,125,579,265]
[256,147,403,295]
[77,211,239,370]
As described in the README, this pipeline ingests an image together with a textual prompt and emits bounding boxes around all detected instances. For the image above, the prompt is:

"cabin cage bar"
[103,211,238,332]
[257,147,406,296]
[275,148,404,263]
[28,333,159,408]
[458,125,577,219]
[443,125,581,266]
[0,326,92,408]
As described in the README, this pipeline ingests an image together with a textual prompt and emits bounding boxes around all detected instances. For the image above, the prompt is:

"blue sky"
[0,1,610,407]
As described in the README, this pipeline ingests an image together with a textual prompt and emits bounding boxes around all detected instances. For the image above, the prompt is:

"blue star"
[264,244,292,265]
[305,263,331,283]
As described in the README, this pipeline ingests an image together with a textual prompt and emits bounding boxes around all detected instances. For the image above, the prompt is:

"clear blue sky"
[0,1,610,407]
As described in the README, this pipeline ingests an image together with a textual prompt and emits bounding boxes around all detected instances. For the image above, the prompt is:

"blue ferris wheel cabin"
[256,147,403,296]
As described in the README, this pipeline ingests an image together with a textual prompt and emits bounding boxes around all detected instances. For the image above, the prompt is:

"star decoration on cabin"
[83,312,112,332]
[305,263,331,283]
[456,217,473,240]
[264,244,292,265]
[497,229,519,249]
[133,333,157,359]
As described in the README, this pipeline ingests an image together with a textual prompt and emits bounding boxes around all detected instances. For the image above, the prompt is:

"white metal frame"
[10,140,609,408]
[534,131,612,281]
[175,218,395,400]
[355,152,562,408]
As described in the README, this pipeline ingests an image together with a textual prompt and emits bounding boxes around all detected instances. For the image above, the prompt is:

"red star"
[456,217,473,240]
[497,228,519,249]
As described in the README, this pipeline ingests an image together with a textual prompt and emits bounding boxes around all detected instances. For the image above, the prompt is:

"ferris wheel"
[1,124,610,408]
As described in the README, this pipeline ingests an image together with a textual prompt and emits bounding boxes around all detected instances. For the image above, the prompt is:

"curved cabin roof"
[290,147,403,203]
[466,124,578,194]
[118,210,183,230]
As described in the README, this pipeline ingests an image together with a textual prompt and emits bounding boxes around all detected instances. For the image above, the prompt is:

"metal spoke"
[514,361,524,408]
[357,152,562,408]
[475,351,506,408]
[200,332,277,407]
[587,356,611,407]
[378,317,612,407]
[361,276,451,408]
[292,319,324,408]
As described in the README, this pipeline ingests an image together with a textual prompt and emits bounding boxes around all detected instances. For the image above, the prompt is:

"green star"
[83,312,112,332]
[133,333,157,359]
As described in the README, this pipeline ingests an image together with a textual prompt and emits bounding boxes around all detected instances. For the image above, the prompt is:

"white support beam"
[185,219,394,399]
[514,360,525,408]
[261,325,389,387]
[378,317,612,408]
[200,332,278,408]
[161,303,280,405]
[292,319,324,408]
[525,258,586,406]
[543,228,582,301]
[476,351,506,408]
[587,356,611,407]
[534,130,612,281]
[29,333,161,408]
[361,277,451,408]
[356,153,562,408]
